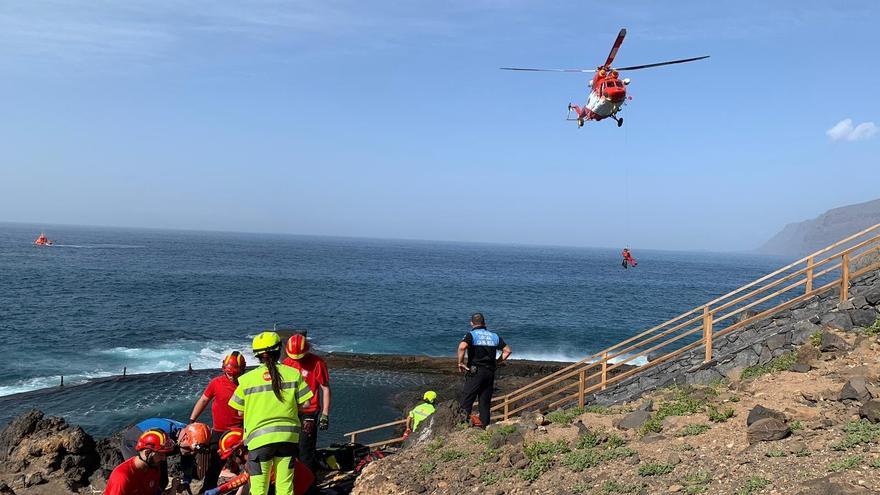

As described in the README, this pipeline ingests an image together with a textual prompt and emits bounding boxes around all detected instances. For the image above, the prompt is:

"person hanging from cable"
[621,247,638,269]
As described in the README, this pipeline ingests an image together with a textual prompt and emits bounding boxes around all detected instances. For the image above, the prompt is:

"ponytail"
[260,350,284,401]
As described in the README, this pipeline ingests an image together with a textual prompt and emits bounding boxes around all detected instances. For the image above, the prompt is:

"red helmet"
[218,428,245,460]
[178,422,211,452]
[136,430,175,454]
[222,351,246,376]
[285,334,309,360]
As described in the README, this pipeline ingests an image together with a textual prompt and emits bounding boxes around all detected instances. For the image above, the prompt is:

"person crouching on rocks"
[203,428,314,495]
[120,418,212,492]
[403,390,437,439]
[106,429,180,495]
[189,351,247,492]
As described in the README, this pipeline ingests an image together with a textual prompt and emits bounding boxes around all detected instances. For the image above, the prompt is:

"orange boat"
[34,232,54,246]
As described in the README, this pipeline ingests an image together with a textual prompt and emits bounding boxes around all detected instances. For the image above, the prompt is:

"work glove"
[302,418,316,435]
[402,428,411,440]
[204,489,220,495]
[319,414,330,431]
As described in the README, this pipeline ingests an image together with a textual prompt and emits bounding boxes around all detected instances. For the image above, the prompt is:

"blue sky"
[1,1,878,251]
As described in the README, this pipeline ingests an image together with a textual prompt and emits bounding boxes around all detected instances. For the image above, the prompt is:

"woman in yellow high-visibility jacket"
[228,331,313,495]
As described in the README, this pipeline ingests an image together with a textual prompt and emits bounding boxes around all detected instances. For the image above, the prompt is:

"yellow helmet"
[423,390,437,403]
[252,331,282,355]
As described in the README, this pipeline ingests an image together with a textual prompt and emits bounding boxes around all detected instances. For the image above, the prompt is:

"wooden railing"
[344,223,880,446]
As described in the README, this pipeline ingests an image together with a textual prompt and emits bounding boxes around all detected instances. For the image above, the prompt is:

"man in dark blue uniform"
[457,313,512,428]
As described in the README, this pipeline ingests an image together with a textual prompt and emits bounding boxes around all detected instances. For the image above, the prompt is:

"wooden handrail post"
[841,253,850,302]
[703,306,713,363]
[601,352,608,391]
[350,433,358,443]
[578,369,586,408]
[805,256,814,293]
[504,397,510,420]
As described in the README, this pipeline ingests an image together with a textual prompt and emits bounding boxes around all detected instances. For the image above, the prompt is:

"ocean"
[0,222,788,441]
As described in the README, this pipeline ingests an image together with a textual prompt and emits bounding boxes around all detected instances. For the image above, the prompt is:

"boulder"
[613,410,652,431]
[821,312,854,332]
[796,473,874,495]
[852,295,870,309]
[820,332,850,352]
[790,363,812,373]
[850,308,880,328]
[0,481,14,494]
[796,344,821,365]
[865,288,880,306]
[747,418,791,444]
[860,400,880,423]
[0,410,99,490]
[765,333,789,351]
[838,377,871,402]
[635,400,653,412]
[746,405,786,427]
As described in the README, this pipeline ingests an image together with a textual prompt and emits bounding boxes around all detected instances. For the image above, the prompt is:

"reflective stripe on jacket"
[228,363,313,450]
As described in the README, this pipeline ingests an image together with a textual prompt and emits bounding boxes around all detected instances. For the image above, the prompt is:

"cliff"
[758,198,880,256]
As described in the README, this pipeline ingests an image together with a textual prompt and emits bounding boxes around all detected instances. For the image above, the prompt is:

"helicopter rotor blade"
[500,67,596,73]
[615,55,709,71]
[603,28,627,68]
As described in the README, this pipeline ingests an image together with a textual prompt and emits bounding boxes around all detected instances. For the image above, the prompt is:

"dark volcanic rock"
[797,473,874,494]
[790,363,812,373]
[821,312,854,332]
[860,400,880,423]
[746,405,786,427]
[838,377,871,402]
[0,481,14,494]
[747,418,791,444]
[820,332,850,352]
[866,288,880,306]
[613,410,651,431]
[850,308,880,327]
[0,410,99,490]
[95,430,125,480]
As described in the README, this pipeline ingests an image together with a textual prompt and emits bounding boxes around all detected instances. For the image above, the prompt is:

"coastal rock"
[850,308,879,328]
[0,410,99,490]
[821,312,854,332]
[613,410,651,431]
[792,321,822,345]
[865,289,880,306]
[746,405,786,427]
[747,418,790,444]
[838,377,871,402]
[0,481,15,494]
[790,363,812,373]
[797,474,874,495]
[860,400,880,423]
[820,332,850,353]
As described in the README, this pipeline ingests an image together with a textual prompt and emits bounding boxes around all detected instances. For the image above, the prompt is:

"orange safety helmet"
[135,429,175,453]
[178,422,211,452]
[218,428,245,460]
[285,334,309,360]
[222,351,246,376]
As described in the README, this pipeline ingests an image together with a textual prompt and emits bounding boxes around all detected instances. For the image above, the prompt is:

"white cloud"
[827,118,879,142]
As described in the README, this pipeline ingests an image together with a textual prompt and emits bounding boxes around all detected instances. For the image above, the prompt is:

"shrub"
[418,460,436,475]
[736,476,770,495]
[741,352,797,380]
[584,404,612,414]
[707,406,735,423]
[519,453,554,482]
[765,449,786,458]
[865,318,880,336]
[682,469,711,485]
[546,407,585,424]
[809,330,823,347]
[638,463,675,476]
[598,480,648,494]
[790,420,803,431]
[831,420,880,451]
[829,455,863,472]
[524,439,570,458]
[425,437,444,454]
[640,391,707,434]
[676,424,710,437]
[438,449,468,462]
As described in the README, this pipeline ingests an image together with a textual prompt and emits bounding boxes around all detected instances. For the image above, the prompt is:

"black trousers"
[460,366,495,427]
[298,412,319,474]
[198,430,226,493]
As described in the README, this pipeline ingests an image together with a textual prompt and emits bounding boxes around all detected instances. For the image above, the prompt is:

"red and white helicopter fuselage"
[502,28,707,129]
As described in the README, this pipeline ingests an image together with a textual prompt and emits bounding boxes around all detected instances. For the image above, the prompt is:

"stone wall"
[591,268,880,406]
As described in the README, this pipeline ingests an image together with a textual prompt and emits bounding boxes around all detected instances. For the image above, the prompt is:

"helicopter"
[501,28,708,128]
